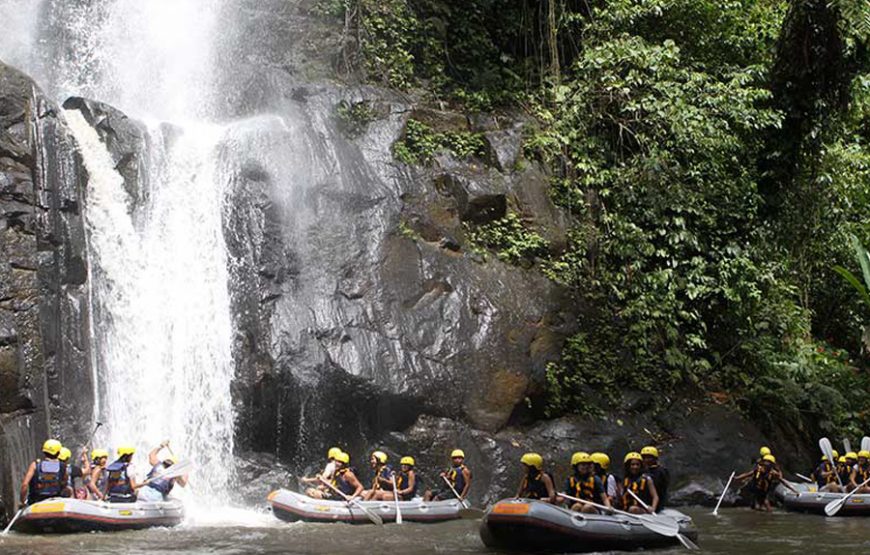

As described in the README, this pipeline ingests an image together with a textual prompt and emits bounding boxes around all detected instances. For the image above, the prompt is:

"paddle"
[626,489,698,550]
[559,492,679,538]
[819,438,845,489]
[844,438,852,455]
[712,471,735,516]
[442,475,483,519]
[318,477,383,525]
[862,436,870,453]
[795,473,814,483]
[824,476,870,516]
[1,508,23,535]
[137,459,194,487]
[390,475,403,524]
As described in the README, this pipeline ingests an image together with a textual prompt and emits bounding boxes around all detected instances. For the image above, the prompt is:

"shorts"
[137,486,166,502]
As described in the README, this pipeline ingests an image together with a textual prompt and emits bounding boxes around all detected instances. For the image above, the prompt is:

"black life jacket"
[646,464,669,509]
[105,460,135,501]
[333,468,356,496]
[396,470,418,499]
[146,463,174,496]
[837,463,852,485]
[815,461,836,486]
[28,459,67,503]
[622,474,652,508]
[447,464,467,495]
[520,470,551,500]
[751,464,772,493]
[373,464,394,490]
[567,472,601,503]
[856,463,870,484]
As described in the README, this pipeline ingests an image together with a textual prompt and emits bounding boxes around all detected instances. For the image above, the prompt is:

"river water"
[1,507,868,554]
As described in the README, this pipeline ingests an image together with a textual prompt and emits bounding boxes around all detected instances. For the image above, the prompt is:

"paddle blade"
[862,436,870,453]
[350,500,383,526]
[636,514,680,537]
[824,498,846,516]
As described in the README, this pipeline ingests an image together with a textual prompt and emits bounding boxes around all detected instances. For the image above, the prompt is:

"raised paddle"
[442,475,483,519]
[795,473,814,483]
[137,459,194,487]
[819,438,845,489]
[712,471,735,516]
[844,438,852,455]
[390,475,403,524]
[626,489,698,550]
[862,436,870,453]
[825,476,870,516]
[318,477,383,525]
[559,492,679,538]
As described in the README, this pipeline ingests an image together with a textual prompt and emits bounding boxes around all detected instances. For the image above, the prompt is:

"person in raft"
[362,450,394,501]
[58,446,90,499]
[621,452,659,514]
[850,450,870,493]
[86,448,110,500]
[301,447,342,498]
[515,452,556,503]
[395,456,419,500]
[135,441,188,501]
[329,451,364,499]
[424,449,472,501]
[562,451,611,513]
[93,444,139,503]
[19,439,73,505]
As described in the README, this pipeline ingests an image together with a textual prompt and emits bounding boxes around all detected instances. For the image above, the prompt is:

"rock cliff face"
[0,62,92,516]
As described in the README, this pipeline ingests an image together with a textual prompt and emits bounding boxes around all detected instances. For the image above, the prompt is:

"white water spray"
[1,0,245,503]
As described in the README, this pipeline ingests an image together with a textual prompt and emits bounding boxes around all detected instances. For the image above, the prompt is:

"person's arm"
[347,472,364,498]
[543,474,556,504]
[647,480,659,513]
[734,469,753,482]
[175,474,189,487]
[597,478,612,509]
[515,476,526,498]
[460,467,472,499]
[148,444,165,466]
[850,468,859,489]
[19,462,36,504]
[80,449,91,476]
[88,467,105,500]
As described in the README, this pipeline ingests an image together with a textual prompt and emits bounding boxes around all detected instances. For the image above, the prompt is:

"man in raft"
[641,446,669,511]
[849,450,870,493]
[330,451,364,499]
[93,444,139,503]
[735,453,791,511]
[622,452,659,514]
[362,450,394,501]
[562,452,611,513]
[58,447,89,499]
[135,441,188,501]
[515,452,556,503]
[19,439,73,505]
[424,449,472,501]
[814,451,841,492]
[301,447,342,498]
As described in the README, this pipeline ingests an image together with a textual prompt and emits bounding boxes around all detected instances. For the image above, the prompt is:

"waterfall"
[0,0,248,502]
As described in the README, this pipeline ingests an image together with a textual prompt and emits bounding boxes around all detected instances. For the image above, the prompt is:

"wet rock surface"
[0,61,92,514]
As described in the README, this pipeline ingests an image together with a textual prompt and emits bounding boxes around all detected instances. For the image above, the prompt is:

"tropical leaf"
[833,265,870,309]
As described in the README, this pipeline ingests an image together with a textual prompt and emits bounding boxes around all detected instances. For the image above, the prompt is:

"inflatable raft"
[12,497,184,533]
[479,499,698,553]
[267,489,464,524]
[776,483,870,516]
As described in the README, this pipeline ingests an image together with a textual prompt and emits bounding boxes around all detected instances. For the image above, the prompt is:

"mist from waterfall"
[0,0,251,503]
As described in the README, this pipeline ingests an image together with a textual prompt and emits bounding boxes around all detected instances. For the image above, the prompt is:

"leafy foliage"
[465,212,549,265]
[393,119,486,165]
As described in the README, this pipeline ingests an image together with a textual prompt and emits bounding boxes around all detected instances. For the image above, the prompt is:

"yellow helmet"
[624,452,643,463]
[838,456,847,464]
[821,455,829,461]
[520,452,544,470]
[164,455,178,465]
[42,439,62,456]
[116,444,136,456]
[590,453,610,469]
[570,452,592,466]
[334,451,350,464]
[759,446,771,456]
[846,451,858,461]
[451,449,465,459]
[832,450,840,459]
[327,447,342,460]
[641,446,659,458]
[91,448,109,461]
[763,454,776,463]
[400,456,415,466]
[372,450,388,464]
[858,450,870,459]
[58,447,72,462]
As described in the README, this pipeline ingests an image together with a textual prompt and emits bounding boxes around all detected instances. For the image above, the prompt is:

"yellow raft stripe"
[30,503,65,514]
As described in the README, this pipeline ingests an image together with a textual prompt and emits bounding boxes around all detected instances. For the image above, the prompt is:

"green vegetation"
[465,212,549,265]
[335,99,376,138]
[393,119,486,165]
[330,0,870,437]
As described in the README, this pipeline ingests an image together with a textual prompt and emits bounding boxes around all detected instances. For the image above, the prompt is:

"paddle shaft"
[317,476,383,525]
[138,460,192,487]
[626,490,697,550]
[863,437,870,453]
[712,471,736,515]
[826,476,870,516]
[442,475,470,509]
[1,508,23,535]
[390,475,403,524]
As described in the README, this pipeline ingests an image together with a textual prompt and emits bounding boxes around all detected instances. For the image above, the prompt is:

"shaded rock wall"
[0,62,92,516]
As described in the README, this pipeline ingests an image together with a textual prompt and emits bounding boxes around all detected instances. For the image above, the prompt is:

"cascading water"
[0,0,255,504]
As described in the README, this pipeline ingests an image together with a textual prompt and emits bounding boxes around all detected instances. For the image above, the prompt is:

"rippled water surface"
[2,507,869,554]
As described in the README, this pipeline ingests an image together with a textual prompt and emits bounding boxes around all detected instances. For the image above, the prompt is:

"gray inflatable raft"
[268,489,464,524]
[775,483,870,516]
[480,498,698,552]
[12,497,184,533]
